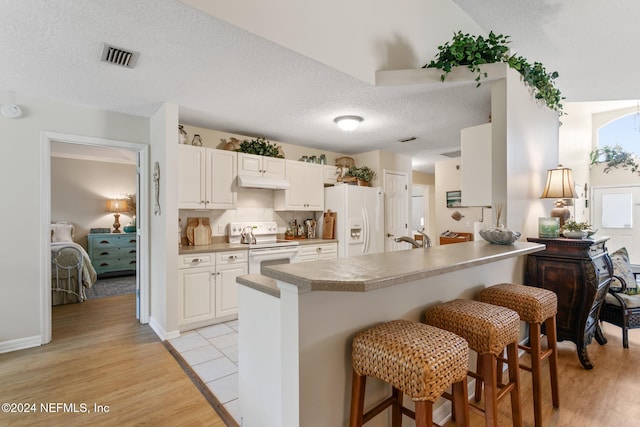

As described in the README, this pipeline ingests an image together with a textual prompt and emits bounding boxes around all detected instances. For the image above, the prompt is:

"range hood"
[237,174,290,190]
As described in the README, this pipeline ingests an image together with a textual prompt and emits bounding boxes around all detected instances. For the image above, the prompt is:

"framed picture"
[446,190,462,208]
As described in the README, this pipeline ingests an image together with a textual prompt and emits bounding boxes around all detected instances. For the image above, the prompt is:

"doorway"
[384,170,409,251]
[592,185,640,264]
[40,131,149,344]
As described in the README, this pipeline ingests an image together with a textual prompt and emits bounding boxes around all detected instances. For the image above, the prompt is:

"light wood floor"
[0,294,226,427]
[446,322,640,427]
[3,296,640,427]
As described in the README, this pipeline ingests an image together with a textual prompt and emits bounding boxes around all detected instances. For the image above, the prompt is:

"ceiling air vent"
[440,150,461,158]
[100,43,139,68]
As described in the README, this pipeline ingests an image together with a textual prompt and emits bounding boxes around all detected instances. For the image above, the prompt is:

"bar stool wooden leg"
[391,388,403,427]
[546,316,560,408]
[474,356,483,402]
[349,371,365,427]
[452,379,470,424]
[414,401,432,427]
[507,342,523,427]
[530,322,543,427]
[481,353,499,427]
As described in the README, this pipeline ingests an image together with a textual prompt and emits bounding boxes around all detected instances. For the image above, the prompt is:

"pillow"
[610,247,638,295]
[51,222,74,243]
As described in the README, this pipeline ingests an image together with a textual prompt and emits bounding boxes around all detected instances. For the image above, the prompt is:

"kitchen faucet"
[393,228,432,249]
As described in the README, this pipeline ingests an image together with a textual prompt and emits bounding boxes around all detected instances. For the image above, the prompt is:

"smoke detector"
[100,43,139,68]
[1,104,23,119]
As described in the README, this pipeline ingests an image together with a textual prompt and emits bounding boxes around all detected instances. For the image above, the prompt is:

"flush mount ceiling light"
[1,103,23,119]
[334,115,363,131]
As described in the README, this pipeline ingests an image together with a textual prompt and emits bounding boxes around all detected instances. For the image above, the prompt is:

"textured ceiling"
[1,1,637,173]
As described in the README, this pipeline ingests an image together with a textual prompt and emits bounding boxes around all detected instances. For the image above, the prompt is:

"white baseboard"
[0,335,42,354]
[148,316,180,341]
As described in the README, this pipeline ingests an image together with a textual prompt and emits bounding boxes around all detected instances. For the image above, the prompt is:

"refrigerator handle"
[362,207,369,254]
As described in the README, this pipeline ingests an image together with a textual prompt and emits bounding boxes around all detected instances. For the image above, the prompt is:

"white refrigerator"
[324,184,384,258]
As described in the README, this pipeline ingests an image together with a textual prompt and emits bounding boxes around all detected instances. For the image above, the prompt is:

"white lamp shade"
[540,166,577,199]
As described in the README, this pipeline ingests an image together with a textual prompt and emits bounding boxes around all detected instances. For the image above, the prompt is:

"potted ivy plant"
[424,31,564,115]
[345,166,377,186]
[590,145,640,176]
[236,136,284,158]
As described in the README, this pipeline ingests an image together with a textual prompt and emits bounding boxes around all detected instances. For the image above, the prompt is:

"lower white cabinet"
[294,242,337,263]
[178,250,247,328]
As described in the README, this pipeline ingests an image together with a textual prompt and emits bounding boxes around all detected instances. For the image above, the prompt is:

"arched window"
[597,113,640,156]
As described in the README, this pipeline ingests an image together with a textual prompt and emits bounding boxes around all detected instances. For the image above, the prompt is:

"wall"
[0,92,148,350]
[180,124,347,166]
[51,157,136,248]
[181,0,485,85]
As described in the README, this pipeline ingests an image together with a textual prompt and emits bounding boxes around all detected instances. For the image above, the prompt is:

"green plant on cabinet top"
[344,166,377,183]
[424,31,564,115]
[236,136,284,158]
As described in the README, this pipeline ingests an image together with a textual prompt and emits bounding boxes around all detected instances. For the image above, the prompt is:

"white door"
[592,185,640,264]
[384,171,409,251]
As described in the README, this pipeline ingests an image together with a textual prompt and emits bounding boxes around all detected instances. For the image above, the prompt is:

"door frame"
[40,131,149,344]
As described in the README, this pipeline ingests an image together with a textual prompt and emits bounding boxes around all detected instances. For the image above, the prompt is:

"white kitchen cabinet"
[323,165,340,185]
[178,145,237,209]
[237,152,285,179]
[294,242,337,263]
[461,123,492,207]
[274,160,324,211]
[178,250,247,329]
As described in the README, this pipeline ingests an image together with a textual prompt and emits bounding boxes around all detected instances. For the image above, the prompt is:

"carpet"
[85,274,136,299]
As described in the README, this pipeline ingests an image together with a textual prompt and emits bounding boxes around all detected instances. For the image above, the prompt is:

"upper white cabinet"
[323,165,340,185]
[237,152,285,179]
[461,123,492,207]
[274,160,324,211]
[178,145,237,209]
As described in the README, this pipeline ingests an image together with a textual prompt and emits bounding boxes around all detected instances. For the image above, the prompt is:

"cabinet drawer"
[90,246,137,260]
[179,254,214,268]
[89,235,137,249]
[299,244,337,256]
[216,251,247,265]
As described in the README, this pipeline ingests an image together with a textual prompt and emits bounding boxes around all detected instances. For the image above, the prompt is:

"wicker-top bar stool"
[424,299,522,427]
[478,283,559,427]
[350,319,470,427]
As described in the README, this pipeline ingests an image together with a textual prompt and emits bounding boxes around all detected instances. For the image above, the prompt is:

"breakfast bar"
[236,240,545,427]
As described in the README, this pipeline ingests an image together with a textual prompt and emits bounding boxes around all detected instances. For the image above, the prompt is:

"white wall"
[0,93,148,349]
[149,103,181,340]
[181,0,485,84]
[51,157,136,248]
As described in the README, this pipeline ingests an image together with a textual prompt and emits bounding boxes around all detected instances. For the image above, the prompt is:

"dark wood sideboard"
[525,236,613,369]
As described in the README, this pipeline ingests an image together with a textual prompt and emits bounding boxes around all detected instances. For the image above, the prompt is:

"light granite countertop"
[251,240,545,293]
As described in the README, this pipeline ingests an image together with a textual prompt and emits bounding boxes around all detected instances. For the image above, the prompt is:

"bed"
[51,222,97,305]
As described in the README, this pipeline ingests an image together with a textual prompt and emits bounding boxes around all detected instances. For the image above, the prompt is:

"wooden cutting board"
[187,217,212,245]
[322,210,336,239]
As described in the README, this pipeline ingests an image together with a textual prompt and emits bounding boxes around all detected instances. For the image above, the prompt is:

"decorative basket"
[335,156,355,168]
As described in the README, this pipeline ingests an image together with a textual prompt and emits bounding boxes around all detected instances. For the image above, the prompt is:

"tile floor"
[169,320,241,424]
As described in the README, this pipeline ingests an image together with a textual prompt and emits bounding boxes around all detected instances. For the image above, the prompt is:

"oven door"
[248,246,300,275]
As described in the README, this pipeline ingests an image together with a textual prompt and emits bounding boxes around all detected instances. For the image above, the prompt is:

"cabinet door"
[178,145,206,209]
[207,149,237,209]
[215,263,247,317]
[179,267,215,324]
[284,160,308,209]
[237,153,263,176]
[262,156,286,179]
[305,163,324,210]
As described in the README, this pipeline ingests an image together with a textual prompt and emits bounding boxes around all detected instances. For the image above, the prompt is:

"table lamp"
[540,165,577,227]
[106,198,129,233]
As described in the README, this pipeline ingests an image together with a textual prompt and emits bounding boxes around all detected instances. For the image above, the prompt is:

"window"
[597,113,640,158]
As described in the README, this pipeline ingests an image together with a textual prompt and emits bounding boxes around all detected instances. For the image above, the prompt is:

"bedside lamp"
[540,165,577,227]
[106,198,129,233]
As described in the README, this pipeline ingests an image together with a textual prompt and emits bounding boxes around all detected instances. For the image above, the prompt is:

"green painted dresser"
[87,232,137,276]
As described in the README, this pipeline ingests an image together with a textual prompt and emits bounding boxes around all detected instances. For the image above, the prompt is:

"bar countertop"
[259,240,545,292]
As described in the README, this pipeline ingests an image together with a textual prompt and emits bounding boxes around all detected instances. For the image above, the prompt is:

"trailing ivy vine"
[424,31,564,115]
[590,145,640,176]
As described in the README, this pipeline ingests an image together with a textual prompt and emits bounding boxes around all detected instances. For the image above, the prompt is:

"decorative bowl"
[563,230,587,239]
[479,228,521,245]
[123,226,136,233]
